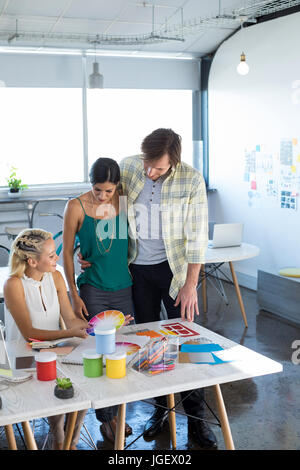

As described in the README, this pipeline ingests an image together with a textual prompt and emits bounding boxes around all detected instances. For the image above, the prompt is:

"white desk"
[0,342,90,450]
[200,243,260,328]
[57,318,282,450]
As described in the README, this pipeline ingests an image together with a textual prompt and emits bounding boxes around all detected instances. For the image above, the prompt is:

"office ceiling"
[0,0,299,57]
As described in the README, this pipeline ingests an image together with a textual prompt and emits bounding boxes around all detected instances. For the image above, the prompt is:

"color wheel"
[87,310,125,336]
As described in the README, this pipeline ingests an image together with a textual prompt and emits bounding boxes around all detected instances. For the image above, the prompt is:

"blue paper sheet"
[180,343,224,353]
[180,343,233,365]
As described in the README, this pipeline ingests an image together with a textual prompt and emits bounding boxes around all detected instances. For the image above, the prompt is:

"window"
[0,88,83,187]
[87,89,193,167]
[0,87,193,187]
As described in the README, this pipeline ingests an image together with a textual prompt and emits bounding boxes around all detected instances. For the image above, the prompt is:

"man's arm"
[175,172,208,322]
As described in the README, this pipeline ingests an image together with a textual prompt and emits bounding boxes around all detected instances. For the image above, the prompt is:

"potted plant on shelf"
[6,166,28,198]
[54,377,74,399]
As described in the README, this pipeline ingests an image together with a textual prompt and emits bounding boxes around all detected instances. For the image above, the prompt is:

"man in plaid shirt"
[120,128,217,449]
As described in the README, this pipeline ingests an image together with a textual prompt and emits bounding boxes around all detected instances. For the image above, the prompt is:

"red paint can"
[35,352,57,381]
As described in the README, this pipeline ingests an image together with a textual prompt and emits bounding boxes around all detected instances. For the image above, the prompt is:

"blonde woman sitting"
[4,229,89,450]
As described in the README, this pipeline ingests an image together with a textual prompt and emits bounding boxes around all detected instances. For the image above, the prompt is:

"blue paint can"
[94,327,116,355]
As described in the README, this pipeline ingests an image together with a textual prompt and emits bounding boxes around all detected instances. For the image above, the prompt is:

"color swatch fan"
[87,310,125,336]
[115,341,141,356]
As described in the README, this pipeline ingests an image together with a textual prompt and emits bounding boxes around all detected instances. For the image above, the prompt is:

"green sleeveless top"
[76,198,132,292]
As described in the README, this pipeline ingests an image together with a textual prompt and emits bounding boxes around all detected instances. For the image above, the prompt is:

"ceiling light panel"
[49,18,110,35]
[103,21,158,36]
[117,3,180,25]
[65,0,127,21]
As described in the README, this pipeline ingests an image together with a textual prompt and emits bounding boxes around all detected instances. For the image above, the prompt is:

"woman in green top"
[63,157,134,443]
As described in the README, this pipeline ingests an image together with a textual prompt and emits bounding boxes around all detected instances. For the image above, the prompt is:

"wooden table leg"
[115,403,126,450]
[63,411,78,450]
[229,261,248,328]
[5,425,18,450]
[21,421,38,450]
[167,393,176,449]
[200,264,207,313]
[213,384,235,450]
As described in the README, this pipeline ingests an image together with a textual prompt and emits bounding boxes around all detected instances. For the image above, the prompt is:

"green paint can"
[82,350,103,377]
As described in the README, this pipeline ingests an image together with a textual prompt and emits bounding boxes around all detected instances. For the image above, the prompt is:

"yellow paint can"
[106,352,126,379]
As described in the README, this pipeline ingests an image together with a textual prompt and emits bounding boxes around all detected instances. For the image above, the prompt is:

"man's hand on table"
[174,282,199,322]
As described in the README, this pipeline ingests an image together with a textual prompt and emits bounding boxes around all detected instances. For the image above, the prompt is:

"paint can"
[94,327,116,354]
[82,350,103,377]
[106,352,126,379]
[35,352,57,381]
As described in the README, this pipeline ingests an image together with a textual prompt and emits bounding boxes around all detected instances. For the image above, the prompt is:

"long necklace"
[90,192,115,255]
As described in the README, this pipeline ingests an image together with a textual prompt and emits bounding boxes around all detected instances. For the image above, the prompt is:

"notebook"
[208,223,243,248]
[61,335,96,365]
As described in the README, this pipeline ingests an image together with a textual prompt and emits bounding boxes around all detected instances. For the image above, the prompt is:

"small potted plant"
[54,377,74,399]
[6,166,28,198]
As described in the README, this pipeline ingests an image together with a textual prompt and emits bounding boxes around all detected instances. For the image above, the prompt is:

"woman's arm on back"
[62,199,80,297]
[62,199,89,319]
[3,277,87,341]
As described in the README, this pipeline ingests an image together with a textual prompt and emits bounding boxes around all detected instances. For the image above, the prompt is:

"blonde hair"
[9,228,53,278]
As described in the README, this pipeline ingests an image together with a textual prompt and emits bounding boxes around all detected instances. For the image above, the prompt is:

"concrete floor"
[1,280,300,450]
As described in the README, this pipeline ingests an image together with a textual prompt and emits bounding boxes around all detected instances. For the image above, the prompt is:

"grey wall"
[0,52,200,90]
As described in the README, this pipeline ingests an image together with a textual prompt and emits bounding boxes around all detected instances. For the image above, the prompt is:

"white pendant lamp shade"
[237,52,249,75]
[89,61,104,89]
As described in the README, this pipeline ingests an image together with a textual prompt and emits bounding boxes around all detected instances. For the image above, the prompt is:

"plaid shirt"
[120,155,208,299]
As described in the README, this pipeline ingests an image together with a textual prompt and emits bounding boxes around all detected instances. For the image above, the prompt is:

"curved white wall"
[208,12,300,288]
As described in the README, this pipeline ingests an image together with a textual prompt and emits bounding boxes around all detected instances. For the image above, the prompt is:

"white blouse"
[5,272,60,343]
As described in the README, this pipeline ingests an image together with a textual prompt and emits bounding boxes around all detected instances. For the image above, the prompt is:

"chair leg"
[4,425,18,450]
[229,261,248,328]
[80,423,97,450]
[115,403,126,450]
[167,394,176,449]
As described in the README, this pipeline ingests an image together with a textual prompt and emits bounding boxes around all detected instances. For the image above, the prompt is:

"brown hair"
[141,128,181,167]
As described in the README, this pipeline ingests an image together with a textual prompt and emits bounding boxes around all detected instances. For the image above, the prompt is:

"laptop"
[208,223,243,249]
[0,325,32,382]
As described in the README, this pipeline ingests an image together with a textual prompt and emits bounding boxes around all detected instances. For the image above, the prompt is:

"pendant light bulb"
[88,61,104,89]
[237,52,249,75]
